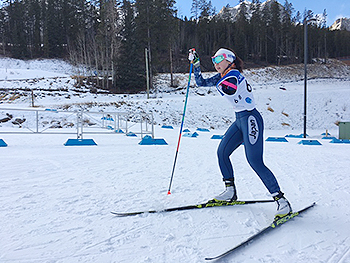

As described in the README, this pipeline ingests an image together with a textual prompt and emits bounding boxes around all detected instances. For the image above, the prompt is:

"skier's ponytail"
[233,54,244,73]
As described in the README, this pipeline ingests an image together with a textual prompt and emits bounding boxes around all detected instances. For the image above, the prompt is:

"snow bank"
[1,57,350,131]
[0,57,350,263]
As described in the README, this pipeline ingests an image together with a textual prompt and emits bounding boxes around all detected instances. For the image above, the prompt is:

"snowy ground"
[1,58,350,262]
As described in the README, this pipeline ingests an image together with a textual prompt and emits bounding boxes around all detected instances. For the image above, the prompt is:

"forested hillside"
[0,0,349,93]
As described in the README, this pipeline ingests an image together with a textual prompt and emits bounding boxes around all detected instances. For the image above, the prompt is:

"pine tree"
[0,5,5,55]
[25,0,42,58]
[7,0,27,58]
[281,0,294,63]
[195,0,215,55]
[1,0,350,79]
[134,0,177,91]
[191,0,201,21]
[115,0,144,92]
[235,0,249,59]
[250,0,263,62]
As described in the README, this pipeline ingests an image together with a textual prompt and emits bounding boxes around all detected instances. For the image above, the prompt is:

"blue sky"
[175,0,350,26]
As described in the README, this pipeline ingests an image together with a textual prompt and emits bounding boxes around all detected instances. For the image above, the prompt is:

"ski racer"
[188,48,292,219]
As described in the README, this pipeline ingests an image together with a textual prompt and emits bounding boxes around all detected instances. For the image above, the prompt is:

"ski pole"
[167,61,194,195]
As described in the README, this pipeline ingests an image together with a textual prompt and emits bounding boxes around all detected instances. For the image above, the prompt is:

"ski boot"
[273,191,292,220]
[210,179,237,203]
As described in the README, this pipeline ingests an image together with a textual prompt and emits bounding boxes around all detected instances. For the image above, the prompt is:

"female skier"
[188,48,292,219]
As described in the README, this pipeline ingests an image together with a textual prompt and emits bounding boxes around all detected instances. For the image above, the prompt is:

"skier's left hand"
[188,48,200,67]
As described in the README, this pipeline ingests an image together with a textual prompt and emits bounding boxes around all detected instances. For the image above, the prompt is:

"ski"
[205,202,316,261]
[111,199,274,217]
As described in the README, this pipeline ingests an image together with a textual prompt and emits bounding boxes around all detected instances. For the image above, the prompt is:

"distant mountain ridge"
[215,0,348,31]
[330,18,350,31]
[215,0,278,22]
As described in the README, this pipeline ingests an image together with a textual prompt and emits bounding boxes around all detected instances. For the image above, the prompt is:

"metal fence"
[0,107,154,139]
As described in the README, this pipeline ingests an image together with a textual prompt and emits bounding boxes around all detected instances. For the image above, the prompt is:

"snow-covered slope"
[0,57,350,262]
[1,58,350,131]
[1,124,350,262]
[0,57,74,79]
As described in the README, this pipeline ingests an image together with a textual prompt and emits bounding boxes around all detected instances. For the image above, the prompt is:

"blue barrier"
[162,125,174,129]
[101,116,114,121]
[266,137,288,142]
[64,139,97,146]
[330,138,350,144]
[197,128,210,132]
[45,108,58,112]
[211,135,224,139]
[183,132,199,138]
[139,135,168,145]
[298,140,322,145]
[0,139,8,147]
[286,134,307,138]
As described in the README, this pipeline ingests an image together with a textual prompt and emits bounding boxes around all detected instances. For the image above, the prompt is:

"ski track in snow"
[1,58,350,262]
[0,127,350,262]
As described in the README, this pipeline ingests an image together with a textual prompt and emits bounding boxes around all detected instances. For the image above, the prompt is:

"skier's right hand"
[188,48,200,67]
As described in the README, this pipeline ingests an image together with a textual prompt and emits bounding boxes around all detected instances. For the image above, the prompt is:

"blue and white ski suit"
[193,66,280,194]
